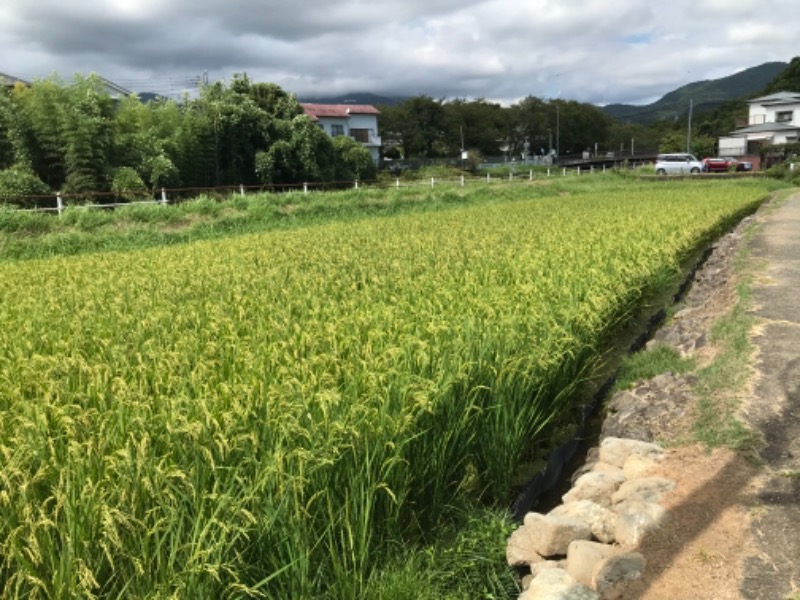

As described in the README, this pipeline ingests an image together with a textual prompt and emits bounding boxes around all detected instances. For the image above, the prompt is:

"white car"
[654,153,703,175]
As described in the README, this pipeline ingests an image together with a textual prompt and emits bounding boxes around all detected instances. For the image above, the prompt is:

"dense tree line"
[0,74,377,202]
[377,95,661,161]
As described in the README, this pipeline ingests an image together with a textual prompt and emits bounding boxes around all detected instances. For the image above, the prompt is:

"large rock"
[613,500,668,545]
[519,568,600,600]
[590,462,625,479]
[598,437,664,469]
[523,512,593,557]
[562,471,625,508]
[549,500,618,543]
[591,552,646,594]
[611,477,675,505]
[565,540,616,587]
[622,453,659,479]
[507,524,544,567]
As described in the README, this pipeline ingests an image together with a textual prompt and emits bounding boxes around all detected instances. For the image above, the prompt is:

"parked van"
[654,153,703,175]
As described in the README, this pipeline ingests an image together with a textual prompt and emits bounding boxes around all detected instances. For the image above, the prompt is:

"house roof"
[749,91,800,106]
[301,103,380,120]
[98,76,133,98]
[0,72,30,87]
[728,122,800,136]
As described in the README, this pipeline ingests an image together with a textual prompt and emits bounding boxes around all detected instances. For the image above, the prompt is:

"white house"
[719,91,800,157]
[301,103,381,163]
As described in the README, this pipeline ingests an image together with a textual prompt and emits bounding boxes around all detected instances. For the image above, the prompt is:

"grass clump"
[692,280,762,451]
[613,344,696,392]
[364,508,518,600]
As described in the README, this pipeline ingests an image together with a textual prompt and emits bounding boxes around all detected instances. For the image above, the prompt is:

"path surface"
[741,192,800,599]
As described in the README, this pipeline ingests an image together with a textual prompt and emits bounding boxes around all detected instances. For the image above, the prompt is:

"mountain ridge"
[601,61,788,125]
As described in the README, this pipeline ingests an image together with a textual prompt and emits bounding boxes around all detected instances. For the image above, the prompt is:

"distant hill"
[296,92,407,106]
[602,61,788,125]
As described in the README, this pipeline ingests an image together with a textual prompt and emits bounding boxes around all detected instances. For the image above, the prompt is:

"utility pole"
[556,104,560,158]
[686,98,693,153]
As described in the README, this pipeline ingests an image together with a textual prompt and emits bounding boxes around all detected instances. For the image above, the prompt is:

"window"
[350,128,370,143]
[776,110,793,123]
[331,124,345,137]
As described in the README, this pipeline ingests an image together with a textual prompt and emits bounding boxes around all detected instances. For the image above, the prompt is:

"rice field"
[0,181,772,598]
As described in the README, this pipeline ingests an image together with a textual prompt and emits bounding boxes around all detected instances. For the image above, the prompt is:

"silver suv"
[654,153,703,175]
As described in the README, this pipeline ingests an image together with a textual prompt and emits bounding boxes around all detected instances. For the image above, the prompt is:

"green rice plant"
[0,179,775,598]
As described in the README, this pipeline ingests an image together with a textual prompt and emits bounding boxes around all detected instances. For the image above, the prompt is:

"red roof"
[301,103,380,120]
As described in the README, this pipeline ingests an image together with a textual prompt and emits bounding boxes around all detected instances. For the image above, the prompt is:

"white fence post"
[487,173,491,183]
[355,179,359,189]
[529,170,533,180]
[461,174,465,187]
[547,168,551,177]
[56,193,63,216]
[431,177,435,189]
[396,178,400,188]
[240,184,245,197]
[509,171,513,181]
[303,182,308,194]
[578,167,582,176]
[562,168,567,176]
[161,188,168,205]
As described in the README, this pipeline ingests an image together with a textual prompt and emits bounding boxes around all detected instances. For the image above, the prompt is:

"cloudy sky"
[1,0,797,106]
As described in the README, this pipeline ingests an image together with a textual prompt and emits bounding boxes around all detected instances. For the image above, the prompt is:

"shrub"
[0,164,52,208]
[111,167,149,202]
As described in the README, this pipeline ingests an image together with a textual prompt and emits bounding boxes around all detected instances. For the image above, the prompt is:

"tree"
[10,78,68,188]
[61,75,115,194]
[0,90,14,169]
[380,96,446,158]
[442,99,507,157]
[333,136,377,181]
[256,116,336,185]
[763,56,800,94]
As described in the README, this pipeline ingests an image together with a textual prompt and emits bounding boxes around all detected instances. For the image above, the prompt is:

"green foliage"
[0,163,51,206]
[690,135,717,159]
[763,56,800,94]
[333,135,377,181]
[147,153,181,190]
[380,95,447,158]
[0,90,15,169]
[61,75,116,194]
[0,205,55,233]
[614,344,696,393]
[365,509,518,599]
[110,166,148,202]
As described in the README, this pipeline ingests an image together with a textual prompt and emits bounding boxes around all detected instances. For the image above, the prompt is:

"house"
[1,71,133,101]
[97,76,133,101]
[0,72,30,88]
[719,91,800,163]
[301,103,381,163]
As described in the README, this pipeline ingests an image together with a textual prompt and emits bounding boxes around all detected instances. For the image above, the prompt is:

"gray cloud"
[2,0,797,105]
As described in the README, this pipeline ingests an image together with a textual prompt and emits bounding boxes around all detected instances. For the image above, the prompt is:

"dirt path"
[602,191,800,600]
[740,192,800,599]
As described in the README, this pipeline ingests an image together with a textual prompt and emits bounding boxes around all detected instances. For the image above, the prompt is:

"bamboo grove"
[0,74,377,204]
[0,181,772,597]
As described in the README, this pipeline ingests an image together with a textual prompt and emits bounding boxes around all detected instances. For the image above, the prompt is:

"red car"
[702,157,737,172]
[702,157,753,172]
